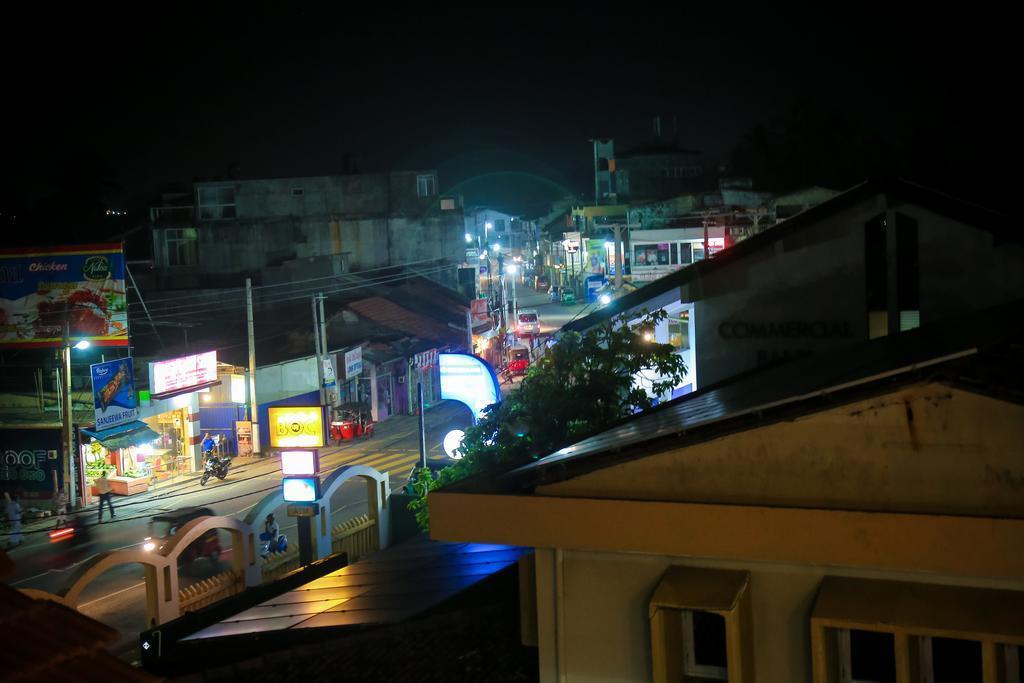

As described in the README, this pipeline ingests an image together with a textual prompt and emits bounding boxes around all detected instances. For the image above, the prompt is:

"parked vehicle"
[143,506,221,562]
[259,531,288,558]
[199,454,231,485]
[516,309,540,336]
[508,346,531,376]
[549,286,561,303]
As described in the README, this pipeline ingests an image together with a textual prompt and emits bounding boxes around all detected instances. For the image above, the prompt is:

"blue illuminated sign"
[438,353,501,421]
[282,477,320,502]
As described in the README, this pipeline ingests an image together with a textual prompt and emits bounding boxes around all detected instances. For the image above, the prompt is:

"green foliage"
[410,309,687,531]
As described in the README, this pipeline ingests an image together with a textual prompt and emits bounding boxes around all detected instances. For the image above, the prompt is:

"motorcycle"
[259,531,288,558]
[199,454,231,486]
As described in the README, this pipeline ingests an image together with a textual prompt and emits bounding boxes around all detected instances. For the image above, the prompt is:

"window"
[836,629,896,683]
[683,610,728,680]
[864,214,888,338]
[291,187,304,196]
[494,219,506,233]
[416,174,437,197]
[440,197,455,211]
[896,213,919,332]
[197,186,236,220]
[811,577,1024,683]
[920,637,983,683]
[668,318,690,351]
[164,228,198,267]
[633,243,670,267]
[692,243,706,262]
[649,567,753,683]
[670,243,679,264]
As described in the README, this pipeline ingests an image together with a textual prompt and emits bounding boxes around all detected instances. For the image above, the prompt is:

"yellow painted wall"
[539,383,1024,517]
[539,550,1024,683]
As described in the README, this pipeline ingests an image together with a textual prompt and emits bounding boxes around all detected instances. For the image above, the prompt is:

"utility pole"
[613,224,623,290]
[465,309,473,354]
[312,294,326,407]
[318,292,329,400]
[417,381,427,470]
[61,321,76,507]
[246,278,260,456]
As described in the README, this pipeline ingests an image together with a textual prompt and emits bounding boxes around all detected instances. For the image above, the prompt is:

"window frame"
[649,566,754,683]
[416,174,437,197]
[163,228,199,267]
[197,185,237,220]
[811,576,1024,683]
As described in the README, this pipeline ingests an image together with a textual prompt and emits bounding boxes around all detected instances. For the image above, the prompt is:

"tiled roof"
[348,297,458,343]
[0,579,157,682]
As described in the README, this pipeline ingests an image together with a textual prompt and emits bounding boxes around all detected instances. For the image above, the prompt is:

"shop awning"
[81,421,161,450]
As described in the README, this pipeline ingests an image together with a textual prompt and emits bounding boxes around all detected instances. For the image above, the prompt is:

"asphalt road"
[6,401,470,661]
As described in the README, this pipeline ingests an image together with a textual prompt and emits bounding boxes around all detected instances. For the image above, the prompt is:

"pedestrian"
[3,492,23,549]
[202,432,216,459]
[95,470,115,523]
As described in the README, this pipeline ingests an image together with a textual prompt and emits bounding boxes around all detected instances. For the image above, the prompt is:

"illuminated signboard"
[268,406,324,448]
[282,477,320,502]
[442,429,466,459]
[149,350,217,396]
[280,449,319,476]
[438,353,500,421]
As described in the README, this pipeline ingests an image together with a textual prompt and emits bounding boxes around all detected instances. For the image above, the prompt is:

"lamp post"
[505,263,519,318]
[62,323,89,507]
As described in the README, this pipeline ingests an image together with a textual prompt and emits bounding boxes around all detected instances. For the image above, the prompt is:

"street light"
[492,243,501,252]
[73,340,90,350]
[464,233,472,243]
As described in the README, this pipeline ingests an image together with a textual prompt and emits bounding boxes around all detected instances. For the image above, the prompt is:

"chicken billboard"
[0,243,128,347]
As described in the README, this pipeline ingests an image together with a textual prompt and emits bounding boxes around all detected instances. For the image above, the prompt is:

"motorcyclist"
[260,513,281,557]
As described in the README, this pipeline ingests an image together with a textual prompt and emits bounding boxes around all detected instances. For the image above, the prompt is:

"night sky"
[3,3,1012,244]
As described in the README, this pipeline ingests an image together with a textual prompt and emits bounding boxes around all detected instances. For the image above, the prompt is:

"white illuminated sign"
[150,350,217,396]
[230,374,246,403]
[282,477,318,502]
[280,450,318,476]
[438,353,500,421]
[442,429,466,459]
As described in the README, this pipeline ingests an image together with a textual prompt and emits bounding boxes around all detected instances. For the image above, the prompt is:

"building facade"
[430,313,1024,682]
[144,171,464,289]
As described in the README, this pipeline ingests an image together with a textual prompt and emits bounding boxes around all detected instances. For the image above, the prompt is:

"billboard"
[90,358,138,430]
[150,350,218,396]
[438,352,500,421]
[344,347,362,379]
[0,243,128,348]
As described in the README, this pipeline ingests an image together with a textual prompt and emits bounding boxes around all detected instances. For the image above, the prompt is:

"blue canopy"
[81,421,160,450]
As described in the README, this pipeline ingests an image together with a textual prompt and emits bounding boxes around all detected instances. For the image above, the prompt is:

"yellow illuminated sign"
[268,406,324,448]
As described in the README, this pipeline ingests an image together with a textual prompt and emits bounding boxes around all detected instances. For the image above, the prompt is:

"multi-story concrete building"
[142,171,464,289]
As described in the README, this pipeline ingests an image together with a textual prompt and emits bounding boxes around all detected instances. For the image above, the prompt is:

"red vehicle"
[143,506,221,562]
[508,346,531,376]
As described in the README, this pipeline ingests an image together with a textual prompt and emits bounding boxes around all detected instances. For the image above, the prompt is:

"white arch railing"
[27,464,390,626]
[244,464,390,561]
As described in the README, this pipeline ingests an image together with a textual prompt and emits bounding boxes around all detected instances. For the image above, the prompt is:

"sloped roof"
[477,299,1024,492]
[348,297,457,344]
[564,177,1017,334]
[0,580,157,682]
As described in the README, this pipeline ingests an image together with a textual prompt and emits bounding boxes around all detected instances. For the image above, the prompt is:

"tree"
[409,309,688,530]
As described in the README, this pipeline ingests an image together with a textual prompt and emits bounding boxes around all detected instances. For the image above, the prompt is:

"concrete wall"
[534,548,1024,683]
[685,198,1024,388]
[255,356,319,405]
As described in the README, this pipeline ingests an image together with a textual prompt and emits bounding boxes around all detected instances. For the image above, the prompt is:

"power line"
[125,257,454,312]
[129,264,458,322]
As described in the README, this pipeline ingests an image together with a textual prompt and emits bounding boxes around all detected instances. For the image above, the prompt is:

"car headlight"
[143,538,156,552]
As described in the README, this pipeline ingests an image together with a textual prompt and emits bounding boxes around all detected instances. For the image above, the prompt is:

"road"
[6,401,471,661]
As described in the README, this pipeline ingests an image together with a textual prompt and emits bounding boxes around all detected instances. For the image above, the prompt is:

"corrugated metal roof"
[348,297,458,343]
[500,300,1024,490]
[183,538,528,641]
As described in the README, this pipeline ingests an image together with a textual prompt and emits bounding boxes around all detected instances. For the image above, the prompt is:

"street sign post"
[278,430,324,566]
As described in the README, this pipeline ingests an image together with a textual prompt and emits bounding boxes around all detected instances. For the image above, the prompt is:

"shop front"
[80,420,161,500]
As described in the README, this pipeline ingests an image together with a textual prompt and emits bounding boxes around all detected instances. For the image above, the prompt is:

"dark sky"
[3,3,1013,225]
